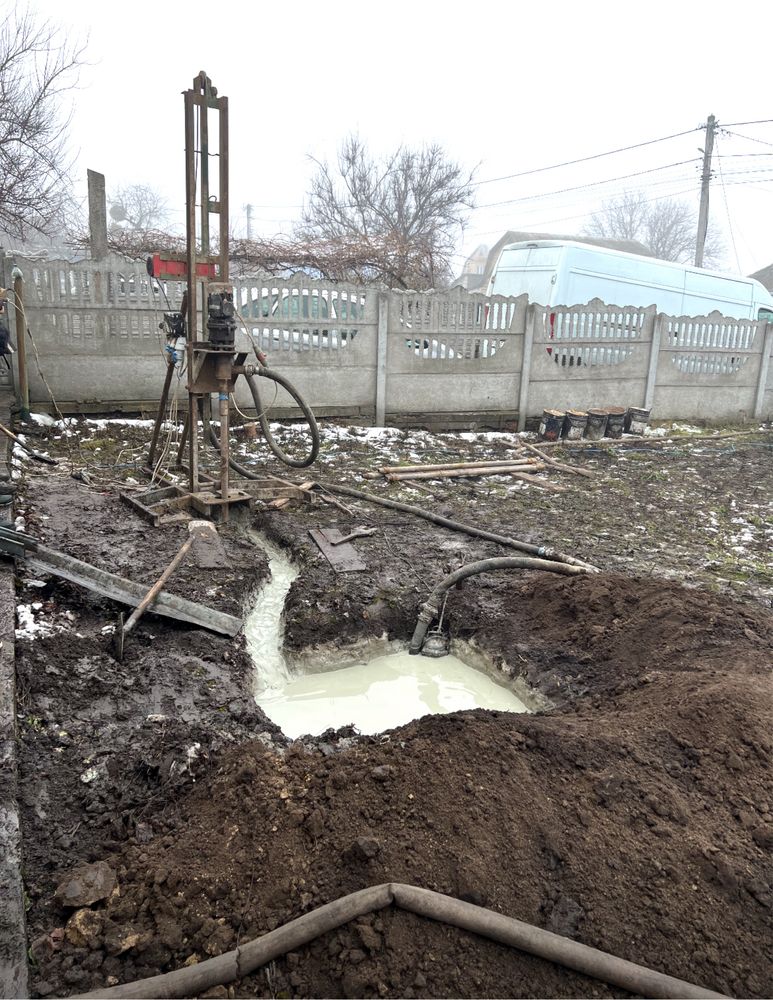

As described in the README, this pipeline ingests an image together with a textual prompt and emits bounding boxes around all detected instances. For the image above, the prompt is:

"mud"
[11,419,773,998]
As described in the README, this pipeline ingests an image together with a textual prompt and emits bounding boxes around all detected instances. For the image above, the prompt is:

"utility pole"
[695,114,716,268]
[245,203,253,240]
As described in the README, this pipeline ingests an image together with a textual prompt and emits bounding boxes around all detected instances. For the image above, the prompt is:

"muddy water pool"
[244,530,529,738]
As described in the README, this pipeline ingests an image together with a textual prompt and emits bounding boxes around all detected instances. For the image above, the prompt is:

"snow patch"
[16,603,53,639]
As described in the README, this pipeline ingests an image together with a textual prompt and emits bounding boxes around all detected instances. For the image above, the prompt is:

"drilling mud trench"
[9,420,773,998]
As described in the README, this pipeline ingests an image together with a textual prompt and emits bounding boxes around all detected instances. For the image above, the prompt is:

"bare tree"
[109,184,170,231]
[584,191,726,268]
[67,228,442,287]
[0,5,85,241]
[298,135,476,288]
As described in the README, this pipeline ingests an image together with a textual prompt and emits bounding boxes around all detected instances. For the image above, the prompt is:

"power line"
[715,137,741,271]
[723,129,773,148]
[722,119,773,127]
[469,172,703,234]
[473,128,700,187]
[478,160,698,209]
[478,174,701,224]
[721,177,773,187]
[466,184,704,241]
[714,167,773,177]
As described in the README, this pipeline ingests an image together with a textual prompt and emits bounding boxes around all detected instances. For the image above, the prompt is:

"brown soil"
[13,420,773,999]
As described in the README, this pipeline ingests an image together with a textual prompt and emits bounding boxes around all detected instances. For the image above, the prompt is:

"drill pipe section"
[316,483,598,572]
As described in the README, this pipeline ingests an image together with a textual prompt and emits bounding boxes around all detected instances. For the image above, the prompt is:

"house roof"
[750,264,773,292]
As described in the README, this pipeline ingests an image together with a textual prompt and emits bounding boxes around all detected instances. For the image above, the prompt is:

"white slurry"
[244,530,528,739]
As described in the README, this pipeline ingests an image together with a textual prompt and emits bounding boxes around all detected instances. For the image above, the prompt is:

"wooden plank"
[189,520,229,569]
[267,480,315,509]
[309,528,367,572]
[189,490,254,517]
[120,487,192,528]
[26,545,242,636]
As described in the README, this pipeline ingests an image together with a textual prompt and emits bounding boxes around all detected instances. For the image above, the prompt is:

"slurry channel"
[244,530,528,739]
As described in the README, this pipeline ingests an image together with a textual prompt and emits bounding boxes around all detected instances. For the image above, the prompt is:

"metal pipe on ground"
[74,882,727,1000]
[0,422,57,466]
[374,457,530,475]
[315,482,598,572]
[385,463,542,482]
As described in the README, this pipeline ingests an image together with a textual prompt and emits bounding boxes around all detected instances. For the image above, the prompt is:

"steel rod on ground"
[511,471,567,492]
[386,463,543,482]
[520,440,595,478]
[377,456,528,475]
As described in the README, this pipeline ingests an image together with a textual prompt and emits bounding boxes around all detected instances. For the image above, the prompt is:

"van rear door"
[489,244,560,306]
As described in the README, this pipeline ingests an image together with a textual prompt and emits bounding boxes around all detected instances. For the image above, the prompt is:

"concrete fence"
[3,252,773,428]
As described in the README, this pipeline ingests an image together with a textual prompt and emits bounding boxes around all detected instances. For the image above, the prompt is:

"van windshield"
[758,307,773,322]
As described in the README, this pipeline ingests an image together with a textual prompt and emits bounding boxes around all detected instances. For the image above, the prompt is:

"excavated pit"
[244,529,538,738]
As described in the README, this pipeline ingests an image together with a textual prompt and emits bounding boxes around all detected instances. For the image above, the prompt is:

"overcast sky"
[27,0,773,276]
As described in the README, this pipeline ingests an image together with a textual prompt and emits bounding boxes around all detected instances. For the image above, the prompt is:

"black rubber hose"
[410,555,586,654]
[74,882,727,1000]
[316,481,598,572]
[245,369,320,468]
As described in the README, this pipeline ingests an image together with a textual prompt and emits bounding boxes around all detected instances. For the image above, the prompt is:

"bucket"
[585,408,608,440]
[605,407,626,439]
[562,409,588,440]
[625,407,651,435]
[538,409,565,441]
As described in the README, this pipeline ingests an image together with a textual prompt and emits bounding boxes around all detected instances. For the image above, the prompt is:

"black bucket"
[605,406,626,439]
[539,409,565,441]
[585,408,608,440]
[625,407,651,435]
[562,409,588,440]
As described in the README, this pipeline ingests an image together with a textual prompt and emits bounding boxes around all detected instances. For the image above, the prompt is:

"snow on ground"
[15,600,80,641]
[15,602,56,640]
[30,412,56,427]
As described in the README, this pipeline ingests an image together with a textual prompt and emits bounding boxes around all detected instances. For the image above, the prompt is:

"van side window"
[758,308,773,322]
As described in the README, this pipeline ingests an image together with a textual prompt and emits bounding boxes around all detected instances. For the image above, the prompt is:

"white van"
[486,240,773,320]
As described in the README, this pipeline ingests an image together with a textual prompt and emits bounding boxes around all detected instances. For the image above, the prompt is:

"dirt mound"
[468,570,773,703]
[29,573,772,999]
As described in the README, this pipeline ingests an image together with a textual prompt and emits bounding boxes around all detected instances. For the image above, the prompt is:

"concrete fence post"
[516,303,535,432]
[87,169,108,261]
[644,313,663,412]
[375,292,388,427]
[753,322,773,420]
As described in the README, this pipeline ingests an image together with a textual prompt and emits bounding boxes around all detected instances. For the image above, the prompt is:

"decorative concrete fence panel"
[229,274,379,417]
[3,251,773,425]
[16,255,184,408]
[384,291,527,422]
[525,300,656,418]
[652,312,768,421]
